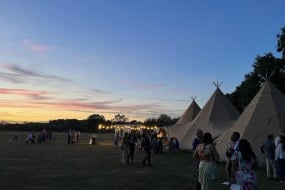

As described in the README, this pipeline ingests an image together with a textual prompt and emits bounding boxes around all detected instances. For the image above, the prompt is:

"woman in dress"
[235,139,258,190]
[193,132,219,190]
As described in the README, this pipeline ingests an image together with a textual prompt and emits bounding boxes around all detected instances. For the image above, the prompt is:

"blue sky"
[0,0,284,122]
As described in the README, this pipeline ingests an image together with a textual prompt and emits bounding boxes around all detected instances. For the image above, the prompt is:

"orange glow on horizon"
[0,107,145,123]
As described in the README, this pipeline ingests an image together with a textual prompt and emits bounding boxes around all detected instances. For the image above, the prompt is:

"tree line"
[0,113,178,132]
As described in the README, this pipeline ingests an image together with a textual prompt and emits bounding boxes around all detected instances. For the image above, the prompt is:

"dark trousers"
[227,160,238,182]
[142,150,152,166]
[278,158,285,181]
[128,143,135,162]
[195,160,201,190]
[196,181,201,190]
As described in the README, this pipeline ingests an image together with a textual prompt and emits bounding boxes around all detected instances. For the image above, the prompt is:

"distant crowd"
[115,129,180,167]
[13,129,54,144]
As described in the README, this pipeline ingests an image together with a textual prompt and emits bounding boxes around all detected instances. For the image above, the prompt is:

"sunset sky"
[0,0,284,123]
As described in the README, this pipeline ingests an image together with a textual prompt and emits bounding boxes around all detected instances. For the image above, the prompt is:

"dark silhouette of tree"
[144,118,157,127]
[129,120,141,124]
[227,54,285,112]
[144,115,178,127]
[227,27,285,112]
[277,27,285,59]
[86,114,105,132]
[49,119,83,131]
[156,114,175,127]
[112,114,128,124]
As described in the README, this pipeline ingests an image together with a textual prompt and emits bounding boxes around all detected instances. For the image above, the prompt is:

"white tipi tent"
[179,82,240,149]
[167,98,201,141]
[176,97,201,125]
[216,81,285,162]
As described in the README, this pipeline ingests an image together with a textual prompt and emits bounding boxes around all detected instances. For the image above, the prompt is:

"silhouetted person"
[142,132,152,167]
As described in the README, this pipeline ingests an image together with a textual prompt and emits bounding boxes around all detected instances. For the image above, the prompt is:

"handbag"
[230,183,242,190]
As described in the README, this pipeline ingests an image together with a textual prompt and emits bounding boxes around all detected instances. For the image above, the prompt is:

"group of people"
[120,130,139,165]
[67,129,80,144]
[169,137,179,153]
[25,129,54,144]
[119,130,165,167]
[192,129,285,190]
[260,130,285,183]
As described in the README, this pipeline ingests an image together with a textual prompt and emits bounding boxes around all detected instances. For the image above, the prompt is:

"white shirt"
[275,136,281,147]
[275,143,285,160]
[227,140,239,160]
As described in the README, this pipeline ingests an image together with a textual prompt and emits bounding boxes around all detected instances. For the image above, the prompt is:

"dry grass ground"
[0,131,283,190]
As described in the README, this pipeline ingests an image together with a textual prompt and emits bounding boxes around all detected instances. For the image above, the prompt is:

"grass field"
[0,131,283,190]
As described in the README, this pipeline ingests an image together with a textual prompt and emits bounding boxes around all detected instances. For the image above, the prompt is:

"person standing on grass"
[114,132,120,147]
[76,130,80,143]
[275,133,285,183]
[142,132,152,167]
[193,129,203,190]
[193,132,219,190]
[121,132,130,165]
[226,131,240,184]
[67,129,72,144]
[235,139,258,190]
[127,130,137,164]
[260,134,277,180]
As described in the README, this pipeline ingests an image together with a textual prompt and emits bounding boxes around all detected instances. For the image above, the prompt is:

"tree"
[144,118,157,127]
[156,114,174,127]
[228,53,285,112]
[227,27,285,111]
[86,114,105,132]
[113,114,128,124]
[277,27,285,59]
[49,119,82,131]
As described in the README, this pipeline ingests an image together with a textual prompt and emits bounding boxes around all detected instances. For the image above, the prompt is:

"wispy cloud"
[5,64,41,77]
[91,89,110,95]
[142,97,188,102]
[0,112,13,117]
[0,88,55,100]
[23,39,54,53]
[0,64,70,83]
[0,72,23,83]
[0,90,165,116]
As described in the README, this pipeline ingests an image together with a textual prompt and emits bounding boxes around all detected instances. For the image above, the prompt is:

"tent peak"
[213,81,223,89]
[258,68,277,82]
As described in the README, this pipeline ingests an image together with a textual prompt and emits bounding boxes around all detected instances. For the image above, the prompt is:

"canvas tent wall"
[167,98,201,141]
[216,81,285,162]
[176,98,201,125]
[179,84,240,150]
